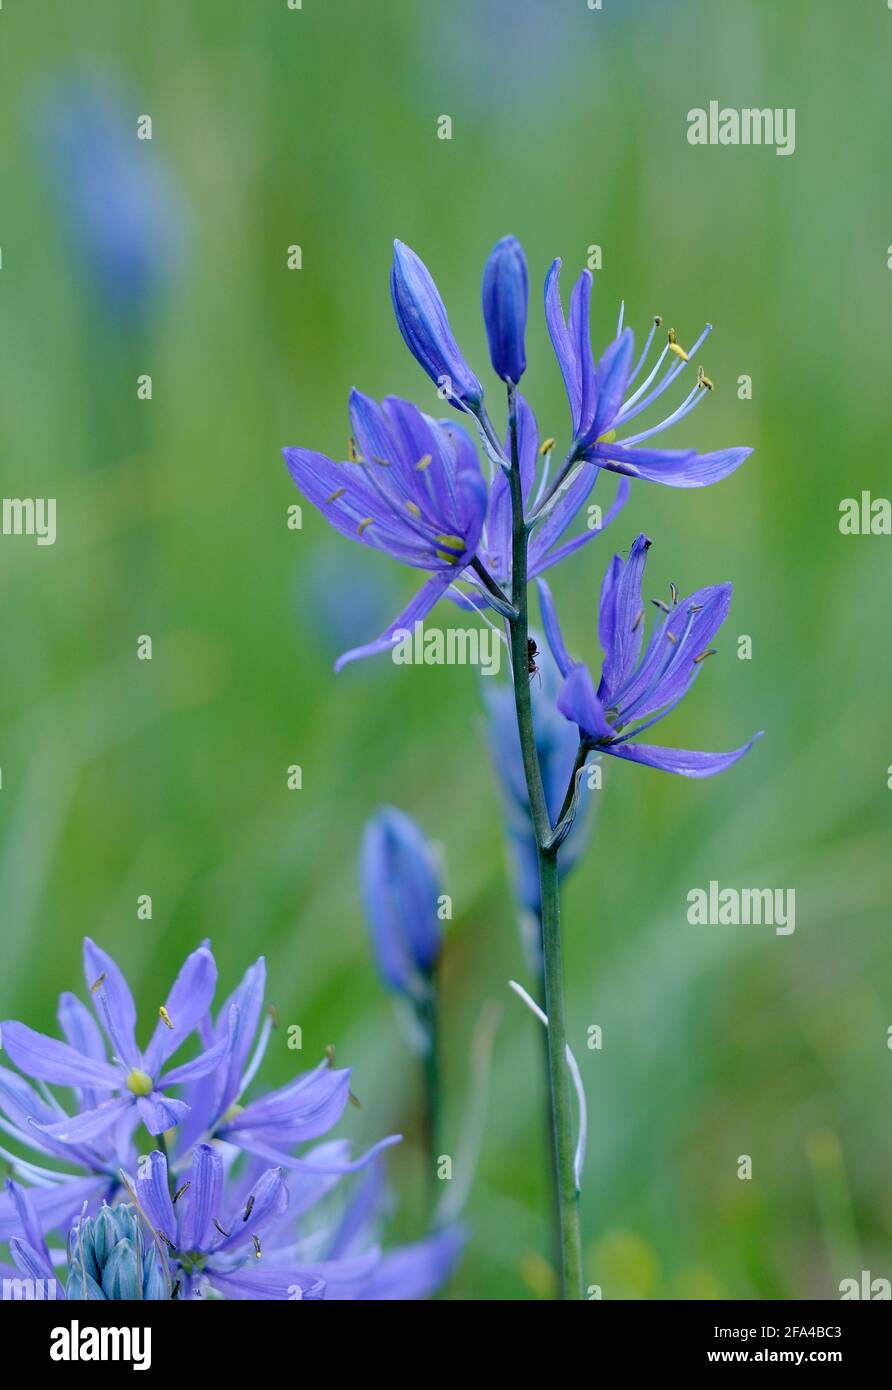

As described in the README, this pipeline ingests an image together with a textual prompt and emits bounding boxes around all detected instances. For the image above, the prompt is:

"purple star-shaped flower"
[283,389,488,670]
[537,533,763,777]
[545,260,752,488]
[0,939,231,1140]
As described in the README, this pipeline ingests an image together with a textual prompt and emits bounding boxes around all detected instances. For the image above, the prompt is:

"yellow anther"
[173,1182,190,1205]
[693,648,717,664]
[667,327,689,361]
[371,456,391,467]
[90,972,107,994]
[434,533,465,565]
[405,501,421,518]
[357,517,374,535]
[252,1234,262,1259]
[126,1068,154,1097]
[347,438,359,462]
[697,365,714,391]
[159,1005,173,1030]
[326,1044,336,1068]
[596,429,617,445]
[539,437,556,456]
[415,453,433,471]
[325,487,346,504]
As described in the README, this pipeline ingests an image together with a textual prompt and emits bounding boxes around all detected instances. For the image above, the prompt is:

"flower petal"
[35,1096,132,1143]
[83,939,140,1069]
[180,1143,223,1251]
[590,328,634,442]
[536,579,574,679]
[530,476,630,577]
[334,569,457,672]
[134,1150,176,1242]
[136,1093,189,1136]
[604,731,764,777]
[0,1022,120,1090]
[557,665,613,741]
[143,946,218,1075]
[207,1265,325,1301]
[590,443,751,488]
[544,259,581,433]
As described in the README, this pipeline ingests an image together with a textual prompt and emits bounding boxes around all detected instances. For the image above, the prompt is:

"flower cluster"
[0,940,460,1300]
[284,236,760,778]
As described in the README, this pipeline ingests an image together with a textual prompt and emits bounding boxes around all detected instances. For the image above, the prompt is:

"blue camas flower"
[0,939,230,1140]
[360,807,443,1003]
[390,240,484,408]
[283,390,488,669]
[0,940,456,1299]
[282,237,750,671]
[545,260,752,487]
[482,235,528,385]
[537,534,763,777]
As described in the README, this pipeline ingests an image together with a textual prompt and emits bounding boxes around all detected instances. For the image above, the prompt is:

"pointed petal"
[228,1132,402,1174]
[35,1096,132,1143]
[557,665,613,741]
[334,569,457,671]
[536,579,574,678]
[0,1176,108,1243]
[591,443,751,488]
[83,939,140,1069]
[223,1063,351,1143]
[568,270,597,435]
[180,1143,223,1251]
[530,476,630,576]
[0,1022,120,1090]
[208,1265,325,1301]
[360,1225,465,1301]
[590,328,634,442]
[544,259,581,432]
[160,1024,232,1087]
[604,731,764,777]
[136,1093,189,1136]
[134,1150,176,1242]
[216,1165,288,1252]
[616,582,733,719]
[144,946,218,1075]
[600,533,651,701]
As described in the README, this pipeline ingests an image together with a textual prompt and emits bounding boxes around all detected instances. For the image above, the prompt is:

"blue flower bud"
[481,235,528,384]
[67,1204,168,1301]
[390,241,484,409]
[360,807,443,1001]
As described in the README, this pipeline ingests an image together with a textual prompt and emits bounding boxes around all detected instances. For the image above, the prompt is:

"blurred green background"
[1,0,890,1299]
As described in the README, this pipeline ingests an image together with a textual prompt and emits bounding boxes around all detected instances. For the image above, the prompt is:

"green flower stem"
[506,389,583,1301]
[418,983,442,1191]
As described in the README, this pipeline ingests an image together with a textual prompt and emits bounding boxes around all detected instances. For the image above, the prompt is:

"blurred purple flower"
[360,807,443,1003]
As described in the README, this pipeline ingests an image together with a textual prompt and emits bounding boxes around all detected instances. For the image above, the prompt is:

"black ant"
[527,637,541,687]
